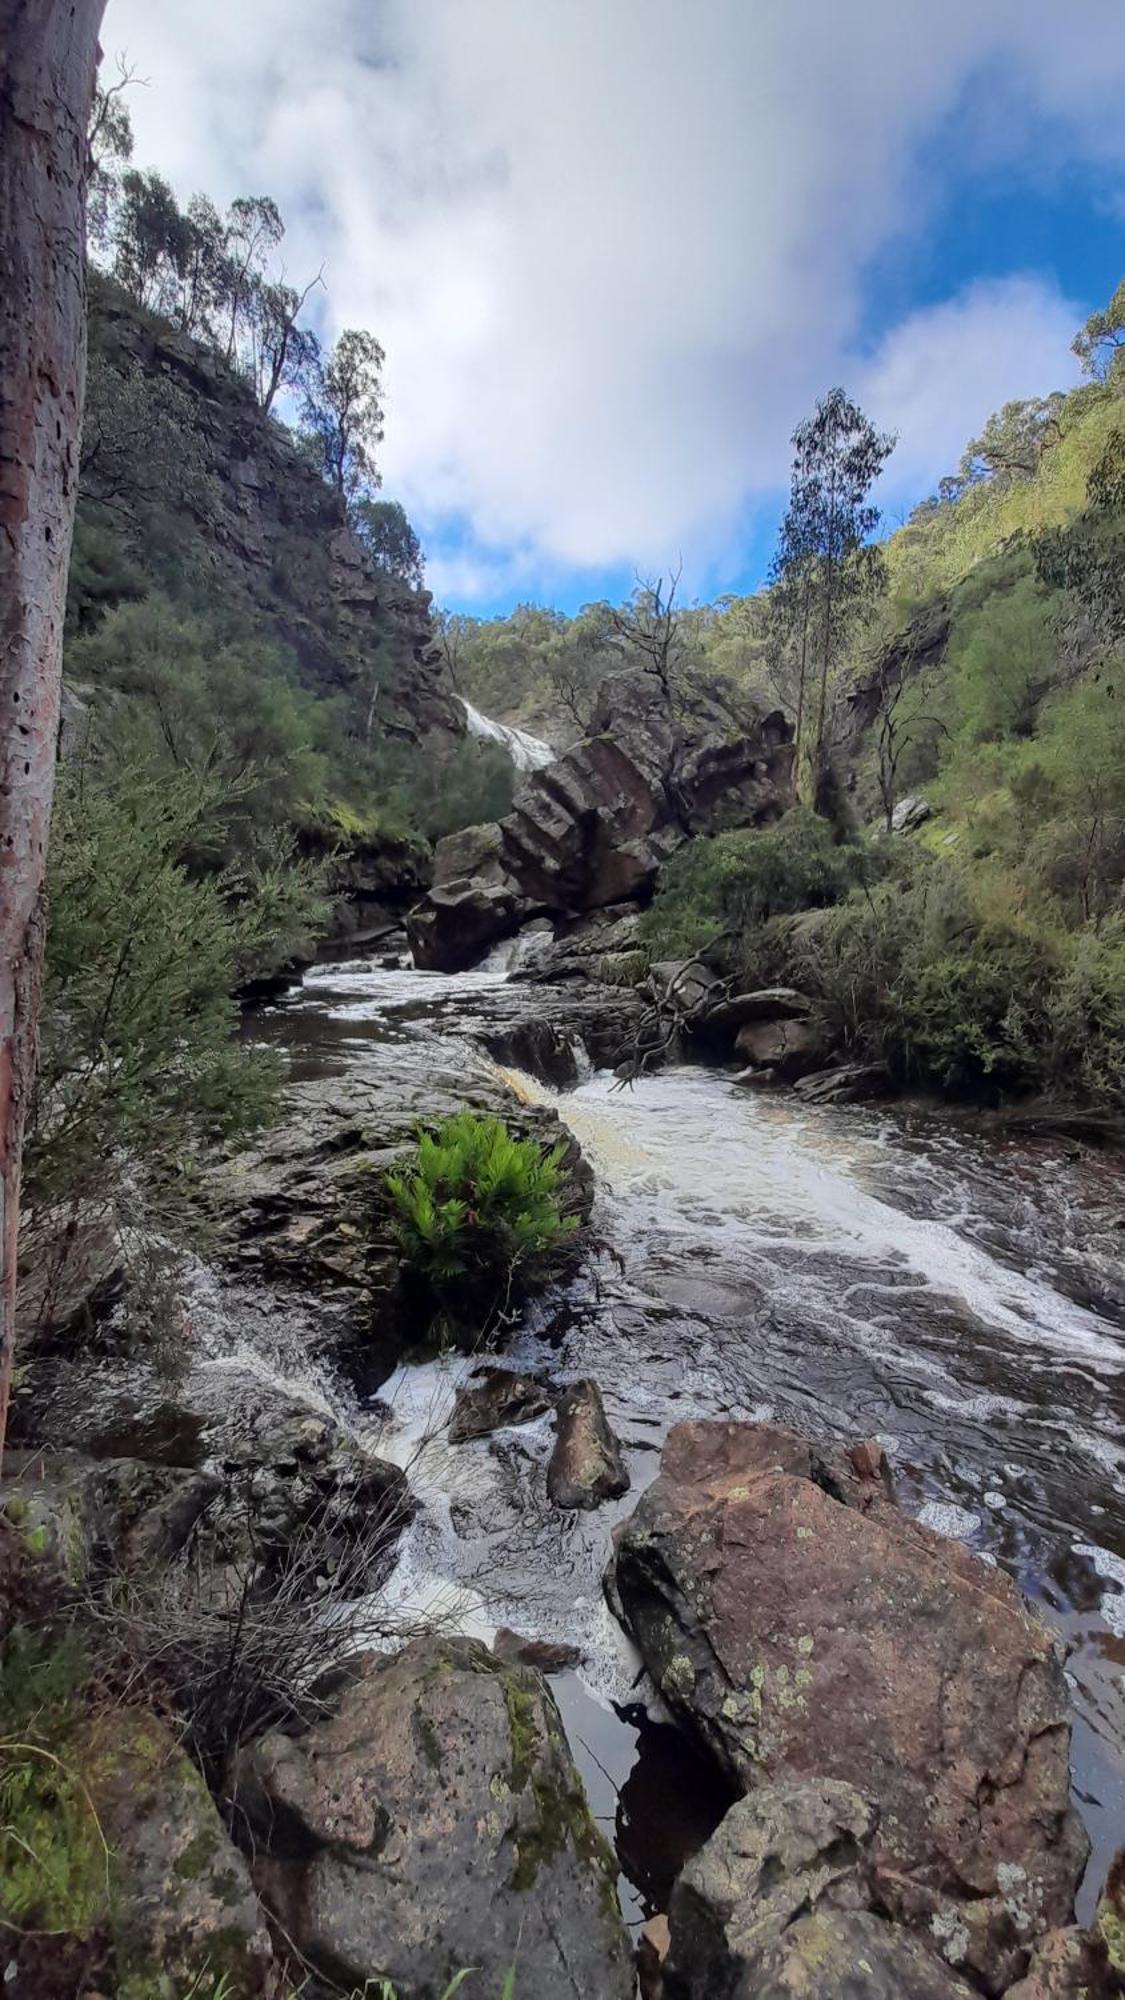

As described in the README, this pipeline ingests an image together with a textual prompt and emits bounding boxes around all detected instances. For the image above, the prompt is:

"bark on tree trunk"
[0,0,104,1457]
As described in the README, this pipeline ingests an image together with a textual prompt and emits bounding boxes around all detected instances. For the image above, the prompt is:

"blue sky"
[106,1,1125,618]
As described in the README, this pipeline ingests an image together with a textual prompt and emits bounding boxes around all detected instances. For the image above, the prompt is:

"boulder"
[233,1635,633,1999]
[213,1045,592,1315]
[699,987,813,1037]
[609,1421,1088,1994]
[662,1778,984,1998]
[648,960,724,1011]
[891,793,933,833]
[493,1627,583,1673]
[448,1367,553,1442]
[410,670,795,970]
[85,1709,271,1994]
[548,1379,630,1510]
[733,1016,824,1077]
[793,1062,892,1105]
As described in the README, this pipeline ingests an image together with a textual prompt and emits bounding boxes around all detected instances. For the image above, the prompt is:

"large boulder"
[410,670,795,970]
[233,1635,633,1999]
[608,1421,1088,1995]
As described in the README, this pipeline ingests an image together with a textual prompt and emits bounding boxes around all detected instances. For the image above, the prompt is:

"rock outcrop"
[233,1634,634,1998]
[213,1042,592,1320]
[609,1420,1089,1995]
[410,670,795,970]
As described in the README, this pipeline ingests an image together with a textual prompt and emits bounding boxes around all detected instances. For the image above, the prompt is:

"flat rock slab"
[609,1420,1088,1995]
[234,1634,633,1999]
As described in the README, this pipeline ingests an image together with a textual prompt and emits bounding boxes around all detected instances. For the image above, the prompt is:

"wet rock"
[16,1212,125,1345]
[233,1635,633,1999]
[609,1420,1088,1993]
[663,1780,975,1999]
[213,1044,593,1319]
[733,1015,824,1078]
[548,1378,630,1510]
[793,1061,893,1104]
[493,1626,583,1672]
[85,1708,271,1994]
[410,670,795,970]
[1004,1927,1113,1998]
[449,1367,553,1443]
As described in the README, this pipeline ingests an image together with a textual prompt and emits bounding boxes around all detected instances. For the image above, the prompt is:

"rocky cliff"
[80,274,459,746]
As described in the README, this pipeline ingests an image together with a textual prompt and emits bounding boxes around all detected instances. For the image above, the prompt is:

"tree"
[301,328,386,505]
[0,0,105,1455]
[249,275,322,418]
[113,167,192,314]
[772,389,895,806]
[87,57,136,251]
[219,194,283,367]
[354,498,424,588]
[1073,276,1125,382]
[610,568,689,705]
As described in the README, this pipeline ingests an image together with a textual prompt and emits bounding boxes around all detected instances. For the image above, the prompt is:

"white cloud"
[859,276,1083,505]
[101,0,1125,596]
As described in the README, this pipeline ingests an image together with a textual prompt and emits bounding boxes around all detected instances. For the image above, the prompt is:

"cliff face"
[82,276,459,746]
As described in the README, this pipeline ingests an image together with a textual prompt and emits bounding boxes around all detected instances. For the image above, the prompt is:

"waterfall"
[459,696,555,773]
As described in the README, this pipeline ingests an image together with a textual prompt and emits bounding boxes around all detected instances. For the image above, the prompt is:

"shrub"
[640,808,869,961]
[386,1113,578,1334]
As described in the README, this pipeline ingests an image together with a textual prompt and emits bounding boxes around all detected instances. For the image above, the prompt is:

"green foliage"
[947,560,1057,744]
[27,766,303,1217]
[66,594,334,861]
[641,809,868,960]
[0,1631,106,1939]
[386,1114,578,1328]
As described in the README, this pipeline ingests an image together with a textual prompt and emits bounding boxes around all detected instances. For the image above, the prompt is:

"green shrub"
[386,1113,578,1332]
[641,808,870,960]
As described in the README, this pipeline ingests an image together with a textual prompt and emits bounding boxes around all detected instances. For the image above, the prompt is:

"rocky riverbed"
[6,951,1125,1997]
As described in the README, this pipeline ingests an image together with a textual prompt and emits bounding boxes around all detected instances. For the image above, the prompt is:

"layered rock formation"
[409,668,795,970]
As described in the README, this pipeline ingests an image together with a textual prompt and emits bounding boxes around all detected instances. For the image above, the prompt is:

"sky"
[102,1,1125,615]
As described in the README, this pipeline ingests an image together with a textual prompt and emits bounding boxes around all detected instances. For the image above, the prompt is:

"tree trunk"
[0,0,104,1457]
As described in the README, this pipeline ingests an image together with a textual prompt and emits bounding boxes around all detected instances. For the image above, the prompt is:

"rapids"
[254,956,1125,1923]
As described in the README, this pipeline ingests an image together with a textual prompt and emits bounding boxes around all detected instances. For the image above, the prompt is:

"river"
[252,954,1125,1927]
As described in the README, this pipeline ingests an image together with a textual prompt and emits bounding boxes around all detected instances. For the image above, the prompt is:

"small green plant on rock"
[385,1112,577,1336]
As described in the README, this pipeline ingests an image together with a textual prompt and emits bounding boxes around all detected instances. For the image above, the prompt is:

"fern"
[385,1113,577,1326]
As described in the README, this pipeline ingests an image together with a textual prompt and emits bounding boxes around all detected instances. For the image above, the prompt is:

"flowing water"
[459,695,556,772]
[252,957,1125,1926]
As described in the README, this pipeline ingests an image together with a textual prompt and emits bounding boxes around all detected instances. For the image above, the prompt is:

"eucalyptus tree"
[771,388,895,802]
